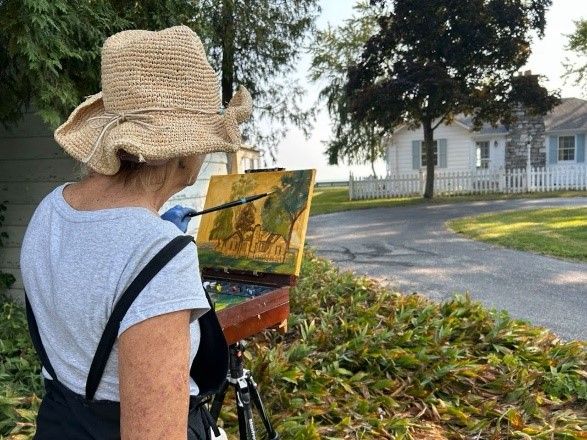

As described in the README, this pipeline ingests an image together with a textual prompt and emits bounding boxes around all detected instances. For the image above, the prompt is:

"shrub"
[1,251,585,439]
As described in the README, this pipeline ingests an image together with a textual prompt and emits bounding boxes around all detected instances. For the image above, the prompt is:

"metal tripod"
[210,342,279,440]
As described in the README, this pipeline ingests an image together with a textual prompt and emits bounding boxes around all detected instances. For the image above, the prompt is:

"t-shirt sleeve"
[118,240,210,337]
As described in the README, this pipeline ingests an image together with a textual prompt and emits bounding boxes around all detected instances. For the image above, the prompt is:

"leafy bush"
[0,201,16,291]
[1,251,585,439]
[0,295,42,438]
[245,251,587,439]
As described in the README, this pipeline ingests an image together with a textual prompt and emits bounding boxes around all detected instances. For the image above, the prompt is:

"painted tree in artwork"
[261,193,290,240]
[263,170,311,251]
[230,174,256,199]
[235,203,256,234]
[209,208,233,244]
[209,174,255,241]
[229,173,256,227]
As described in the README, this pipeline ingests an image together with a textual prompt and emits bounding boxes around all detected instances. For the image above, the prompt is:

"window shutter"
[438,139,448,168]
[577,133,585,163]
[412,141,420,169]
[548,136,558,165]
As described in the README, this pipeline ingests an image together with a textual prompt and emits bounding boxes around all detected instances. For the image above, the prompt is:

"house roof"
[454,98,587,134]
[454,116,509,134]
[390,97,587,139]
[543,97,587,132]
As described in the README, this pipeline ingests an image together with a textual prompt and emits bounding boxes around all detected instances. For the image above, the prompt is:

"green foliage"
[193,0,321,158]
[0,294,43,438]
[345,0,560,198]
[2,252,585,438]
[243,251,586,438]
[309,2,384,174]
[0,0,320,155]
[564,19,587,88]
[347,0,557,128]
[0,0,128,128]
[0,201,16,292]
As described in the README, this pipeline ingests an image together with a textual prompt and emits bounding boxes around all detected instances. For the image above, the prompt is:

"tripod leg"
[210,379,230,422]
[247,376,279,440]
[235,379,256,440]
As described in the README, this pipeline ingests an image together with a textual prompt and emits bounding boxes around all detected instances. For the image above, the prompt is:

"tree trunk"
[221,0,235,105]
[423,117,435,199]
[369,126,378,178]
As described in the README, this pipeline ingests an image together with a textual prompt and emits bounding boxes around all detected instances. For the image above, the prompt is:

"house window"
[558,136,575,161]
[421,140,438,167]
[476,141,490,169]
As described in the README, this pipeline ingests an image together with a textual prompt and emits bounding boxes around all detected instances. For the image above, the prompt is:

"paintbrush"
[187,190,275,217]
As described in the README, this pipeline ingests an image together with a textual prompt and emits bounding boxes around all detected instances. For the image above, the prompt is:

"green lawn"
[309,187,587,216]
[449,207,587,262]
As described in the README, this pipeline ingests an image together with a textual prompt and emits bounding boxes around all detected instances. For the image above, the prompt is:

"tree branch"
[432,114,447,131]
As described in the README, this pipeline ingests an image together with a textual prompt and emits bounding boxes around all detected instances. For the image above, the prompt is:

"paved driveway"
[307,197,587,341]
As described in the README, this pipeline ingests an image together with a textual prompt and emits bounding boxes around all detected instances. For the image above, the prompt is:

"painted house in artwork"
[385,97,587,175]
[218,224,288,263]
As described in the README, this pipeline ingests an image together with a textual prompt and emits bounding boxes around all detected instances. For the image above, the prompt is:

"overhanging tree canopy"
[564,19,587,88]
[0,0,320,157]
[309,1,384,177]
[345,0,559,198]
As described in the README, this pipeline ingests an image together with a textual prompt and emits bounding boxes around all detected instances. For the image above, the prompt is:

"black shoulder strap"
[189,288,228,397]
[85,235,194,400]
[25,294,58,381]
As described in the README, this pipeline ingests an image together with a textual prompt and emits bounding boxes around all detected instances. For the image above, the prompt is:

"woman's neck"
[63,174,177,215]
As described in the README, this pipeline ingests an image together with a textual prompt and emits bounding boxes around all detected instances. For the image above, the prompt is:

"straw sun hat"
[54,25,253,176]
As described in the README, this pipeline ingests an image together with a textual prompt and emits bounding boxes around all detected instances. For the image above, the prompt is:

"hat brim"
[54,89,252,176]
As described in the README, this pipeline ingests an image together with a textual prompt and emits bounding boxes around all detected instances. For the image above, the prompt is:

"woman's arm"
[119,309,192,440]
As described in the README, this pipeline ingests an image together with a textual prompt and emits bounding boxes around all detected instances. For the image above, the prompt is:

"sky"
[274,0,587,182]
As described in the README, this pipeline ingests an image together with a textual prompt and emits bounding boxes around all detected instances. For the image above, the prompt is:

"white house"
[385,97,587,175]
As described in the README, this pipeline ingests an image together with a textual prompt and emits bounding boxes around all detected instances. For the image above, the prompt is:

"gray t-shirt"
[20,183,210,401]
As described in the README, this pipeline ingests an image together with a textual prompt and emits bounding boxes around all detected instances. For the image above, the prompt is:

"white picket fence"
[349,165,587,200]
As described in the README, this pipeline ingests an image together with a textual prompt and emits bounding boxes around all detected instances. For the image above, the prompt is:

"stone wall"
[505,105,546,169]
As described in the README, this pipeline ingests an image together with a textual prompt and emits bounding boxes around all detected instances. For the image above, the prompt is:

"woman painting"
[20,25,252,439]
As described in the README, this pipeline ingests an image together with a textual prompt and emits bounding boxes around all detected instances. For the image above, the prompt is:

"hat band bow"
[85,106,223,164]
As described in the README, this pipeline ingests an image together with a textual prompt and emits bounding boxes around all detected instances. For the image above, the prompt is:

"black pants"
[35,379,217,440]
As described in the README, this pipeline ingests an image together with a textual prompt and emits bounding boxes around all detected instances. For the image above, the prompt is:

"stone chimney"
[505,71,546,169]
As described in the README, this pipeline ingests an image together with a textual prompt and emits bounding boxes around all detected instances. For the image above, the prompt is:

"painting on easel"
[196,169,316,276]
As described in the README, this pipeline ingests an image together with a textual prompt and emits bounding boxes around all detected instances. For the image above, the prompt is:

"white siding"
[0,111,77,301]
[386,123,511,174]
[492,138,506,169]
[387,122,474,174]
[162,152,228,235]
[0,110,228,301]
